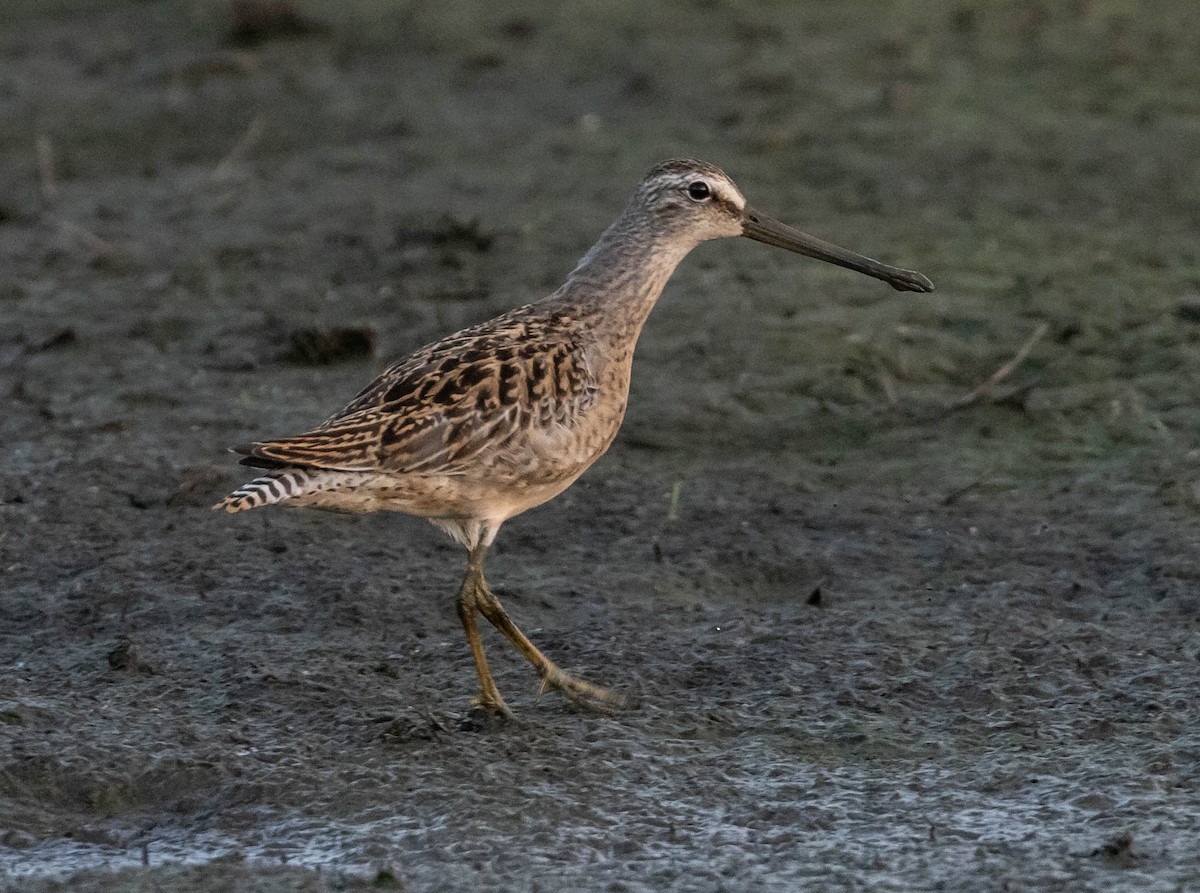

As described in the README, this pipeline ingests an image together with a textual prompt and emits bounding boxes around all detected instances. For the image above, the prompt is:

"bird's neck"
[549,208,697,345]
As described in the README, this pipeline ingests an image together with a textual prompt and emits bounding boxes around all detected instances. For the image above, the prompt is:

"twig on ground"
[212,115,265,181]
[940,469,993,505]
[950,323,1047,410]
[36,134,56,204]
[173,50,257,84]
[37,135,137,263]
[667,480,683,522]
[877,366,899,407]
[47,214,119,256]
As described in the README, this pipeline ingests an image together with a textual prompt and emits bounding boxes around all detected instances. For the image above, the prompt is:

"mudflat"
[2,2,1198,891]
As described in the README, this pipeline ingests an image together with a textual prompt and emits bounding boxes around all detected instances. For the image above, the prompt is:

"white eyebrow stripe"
[660,173,747,210]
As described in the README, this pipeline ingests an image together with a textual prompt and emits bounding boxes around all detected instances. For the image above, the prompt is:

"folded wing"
[234,317,597,477]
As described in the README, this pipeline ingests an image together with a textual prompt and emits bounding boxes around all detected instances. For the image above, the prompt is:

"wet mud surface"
[2,2,1200,890]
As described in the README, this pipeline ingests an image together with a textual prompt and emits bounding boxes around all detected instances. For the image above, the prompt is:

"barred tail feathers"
[215,468,327,513]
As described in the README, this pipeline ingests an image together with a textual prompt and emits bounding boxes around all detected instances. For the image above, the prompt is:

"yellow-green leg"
[455,562,512,718]
[461,542,624,714]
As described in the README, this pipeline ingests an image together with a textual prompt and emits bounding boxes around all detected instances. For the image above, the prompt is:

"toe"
[542,670,627,714]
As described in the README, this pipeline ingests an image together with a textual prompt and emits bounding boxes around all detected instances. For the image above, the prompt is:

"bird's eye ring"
[686,181,711,201]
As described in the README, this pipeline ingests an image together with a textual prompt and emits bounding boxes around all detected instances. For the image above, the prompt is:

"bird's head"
[633,159,934,293]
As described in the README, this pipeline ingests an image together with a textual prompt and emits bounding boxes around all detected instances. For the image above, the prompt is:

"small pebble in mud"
[169,465,230,507]
[499,16,538,42]
[106,637,155,675]
[393,216,495,253]
[372,867,403,888]
[226,0,328,46]
[282,326,376,365]
[25,327,76,352]
[1092,832,1140,867]
[457,706,510,734]
[1176,295,1200,323]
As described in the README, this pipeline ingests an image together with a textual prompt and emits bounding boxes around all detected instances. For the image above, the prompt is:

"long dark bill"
[741,206,933,293]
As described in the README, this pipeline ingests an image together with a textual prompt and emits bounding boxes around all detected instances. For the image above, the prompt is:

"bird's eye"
[686,181,711,201]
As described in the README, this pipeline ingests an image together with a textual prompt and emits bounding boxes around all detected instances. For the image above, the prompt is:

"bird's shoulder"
[328,303,596,422]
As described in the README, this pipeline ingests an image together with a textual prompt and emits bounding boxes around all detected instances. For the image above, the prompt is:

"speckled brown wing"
[234,310,599,477]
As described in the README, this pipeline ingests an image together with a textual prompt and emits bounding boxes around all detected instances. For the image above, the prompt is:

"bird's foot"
[468,690,515,720]
[538,666,626,714]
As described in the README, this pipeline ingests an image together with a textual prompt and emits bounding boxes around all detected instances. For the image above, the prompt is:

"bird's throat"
[552,213,698,346]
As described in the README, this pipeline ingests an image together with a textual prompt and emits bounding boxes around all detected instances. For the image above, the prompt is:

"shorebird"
[215,159,933,717]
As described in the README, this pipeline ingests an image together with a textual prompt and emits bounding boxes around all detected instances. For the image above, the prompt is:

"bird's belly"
[294,401,626,522]
[299,466,582,522]
[459,423,619,521]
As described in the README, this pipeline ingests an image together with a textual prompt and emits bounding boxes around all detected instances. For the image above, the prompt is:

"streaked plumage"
[216,159,933,716]
[221,309,606,534]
